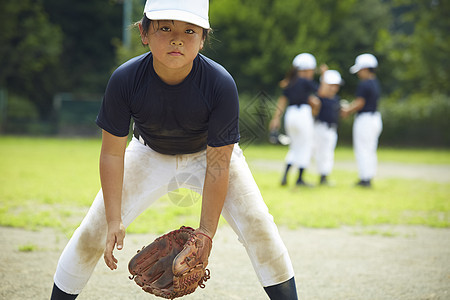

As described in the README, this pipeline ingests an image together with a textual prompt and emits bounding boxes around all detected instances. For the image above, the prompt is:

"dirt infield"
[1,225,449,300]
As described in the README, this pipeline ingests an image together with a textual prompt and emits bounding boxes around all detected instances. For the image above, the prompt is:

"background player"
[50,0,298,299]
[313,69,343,185]
[269,53,320,187]
[341,53,382,187]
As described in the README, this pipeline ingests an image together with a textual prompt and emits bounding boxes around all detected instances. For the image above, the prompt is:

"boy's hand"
[104,220,126,270]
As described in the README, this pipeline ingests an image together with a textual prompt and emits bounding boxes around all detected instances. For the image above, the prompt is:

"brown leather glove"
[128,226,212,299]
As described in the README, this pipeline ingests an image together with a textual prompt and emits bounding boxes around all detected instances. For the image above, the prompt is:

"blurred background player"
[341,53,382,187]
[269,53,320,187]
[313,69,343,185]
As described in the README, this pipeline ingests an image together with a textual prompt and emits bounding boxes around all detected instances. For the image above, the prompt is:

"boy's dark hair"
[281,67,298,88]
[137,15,211,47]
[368,68,376,74]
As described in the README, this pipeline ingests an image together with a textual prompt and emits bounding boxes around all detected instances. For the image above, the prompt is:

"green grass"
[18,244,38,252]
[0,136,449,235]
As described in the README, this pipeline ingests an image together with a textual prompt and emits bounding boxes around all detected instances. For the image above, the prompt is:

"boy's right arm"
[99,129,128,270]
[269,96,288,131]
[340,97,365,118]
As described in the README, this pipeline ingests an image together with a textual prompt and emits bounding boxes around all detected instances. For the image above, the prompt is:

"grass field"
[0,136,449,236]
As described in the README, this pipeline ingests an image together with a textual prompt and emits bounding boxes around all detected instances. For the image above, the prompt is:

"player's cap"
[144,0,210,29]
[292,53,317,70]
[322,70,343,85]
[349,53,378,74]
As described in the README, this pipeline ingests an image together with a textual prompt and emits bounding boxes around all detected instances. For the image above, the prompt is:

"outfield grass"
[0,137,449,235]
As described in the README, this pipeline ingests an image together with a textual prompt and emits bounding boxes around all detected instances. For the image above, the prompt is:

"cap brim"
[328,80,343,85]
[145,10,210,29]
[323,79,343,85]
[349,64,360,74]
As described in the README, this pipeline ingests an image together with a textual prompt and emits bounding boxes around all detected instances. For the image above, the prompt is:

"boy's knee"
[76,228,105,264]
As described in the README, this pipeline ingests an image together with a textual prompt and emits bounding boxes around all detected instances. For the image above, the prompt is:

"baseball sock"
[296,168,305,183]
[356,179,371,187]
[263,276,298,300]
[320,175,327,184]
[50,283,78,300]
[281,164,292,185]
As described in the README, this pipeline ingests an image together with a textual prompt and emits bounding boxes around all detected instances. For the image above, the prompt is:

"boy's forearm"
[199,145,233,238]
[274,96,288,119]
[349,97,366,114]
[100,153,125,223]
[199,168,230,238]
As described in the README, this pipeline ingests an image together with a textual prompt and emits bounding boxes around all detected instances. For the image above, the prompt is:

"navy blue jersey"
[317,95,341,125]
[283,77,318,106]
[96,52,240,155]
[355,78,381,113]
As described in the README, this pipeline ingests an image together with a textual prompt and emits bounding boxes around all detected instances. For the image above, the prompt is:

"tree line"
[0,0,449,140]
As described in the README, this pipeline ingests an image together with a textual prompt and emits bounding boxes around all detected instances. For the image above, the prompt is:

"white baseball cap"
[144,0,210,29]
[321,70,343,85]
[349,53,378,74]
[292,53,317,70]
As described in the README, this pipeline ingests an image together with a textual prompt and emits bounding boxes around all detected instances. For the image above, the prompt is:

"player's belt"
[357,111,377,115]
[133,125,148,146]
[316,120,337,130]
[288,103,308,107]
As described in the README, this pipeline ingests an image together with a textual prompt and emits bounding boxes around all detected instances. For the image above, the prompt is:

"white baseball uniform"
[53,52,295,295]
[353,78,383,181]
[282,77,318,169]
[353,112,382,180]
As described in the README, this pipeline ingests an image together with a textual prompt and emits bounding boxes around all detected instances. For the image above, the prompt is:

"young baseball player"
[341,53,382,187]
[50,0,298,299]
[269,53,320,187]
[313,70,343,185]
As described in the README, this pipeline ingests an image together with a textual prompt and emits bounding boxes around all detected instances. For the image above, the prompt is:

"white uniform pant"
[313,121,338,176]
[284,104,314,168]
[353,112,383,180]
[54,138,294,294]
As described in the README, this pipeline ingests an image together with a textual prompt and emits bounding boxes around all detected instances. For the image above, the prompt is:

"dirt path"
[1,225,449,300]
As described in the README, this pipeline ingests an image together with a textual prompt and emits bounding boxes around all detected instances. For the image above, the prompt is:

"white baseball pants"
[313,121,338,176]
[353,112,383,180]
[53,138,294,294]
[284,104,314,168]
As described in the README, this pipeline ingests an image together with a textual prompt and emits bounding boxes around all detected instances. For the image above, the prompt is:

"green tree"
[42,0,123,92]
[326,0,391,97]
[0,0,62,119]
[204,0,333,94]
[201,0,391,96]
[376,0,450,96]
[114,0,149,66]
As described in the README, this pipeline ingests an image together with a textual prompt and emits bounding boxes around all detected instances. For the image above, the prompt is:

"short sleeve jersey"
[355,78,381,113]
[317,95,341,125]
[96,52,240,155]
[283,77,318,106]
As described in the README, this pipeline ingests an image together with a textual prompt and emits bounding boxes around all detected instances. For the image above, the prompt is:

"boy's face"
[140,20,205,73]
[357,68,371,79]
[299,69,315,80]
[322,83,340,98]
[329,84,340,97]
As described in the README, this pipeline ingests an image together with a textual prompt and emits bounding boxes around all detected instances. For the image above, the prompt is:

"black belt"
[357,111,377,115]
[316,120,337,130]
[133,126,148,146]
